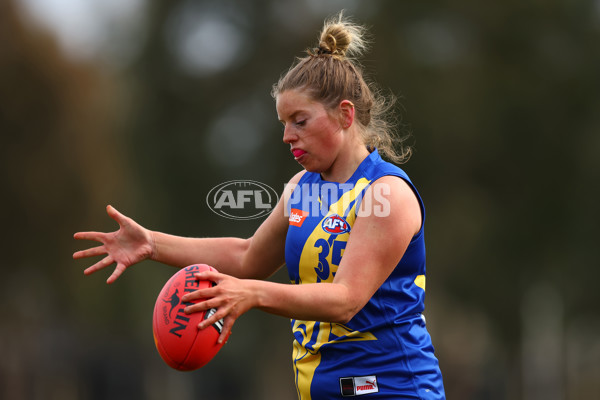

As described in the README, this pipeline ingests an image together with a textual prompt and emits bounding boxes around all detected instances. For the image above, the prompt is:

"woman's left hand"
[181,270,256,344]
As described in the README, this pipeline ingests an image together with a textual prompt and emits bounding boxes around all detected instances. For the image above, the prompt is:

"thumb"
[106,205,127,226]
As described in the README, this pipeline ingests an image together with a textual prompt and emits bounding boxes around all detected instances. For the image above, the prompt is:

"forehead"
[276,90,323,118]
[276,89,311,109]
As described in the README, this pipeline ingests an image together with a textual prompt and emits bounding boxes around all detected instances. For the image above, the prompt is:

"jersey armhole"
[353,174,426,239]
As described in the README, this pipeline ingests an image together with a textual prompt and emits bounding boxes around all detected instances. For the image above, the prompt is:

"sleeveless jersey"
[284,150,445,399]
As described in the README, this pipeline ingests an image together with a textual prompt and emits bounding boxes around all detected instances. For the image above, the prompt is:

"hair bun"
[315,12,368,58]
[319,29,349,56]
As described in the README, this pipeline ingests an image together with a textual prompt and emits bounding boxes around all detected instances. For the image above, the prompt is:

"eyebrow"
[278,110,305,124]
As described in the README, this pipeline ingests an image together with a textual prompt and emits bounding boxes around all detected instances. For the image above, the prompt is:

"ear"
[339,100,355,129]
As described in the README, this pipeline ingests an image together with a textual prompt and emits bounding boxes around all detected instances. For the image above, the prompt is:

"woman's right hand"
[73,205,155,284]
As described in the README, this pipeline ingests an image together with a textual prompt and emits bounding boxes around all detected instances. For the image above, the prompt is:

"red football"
[152,264,227,371]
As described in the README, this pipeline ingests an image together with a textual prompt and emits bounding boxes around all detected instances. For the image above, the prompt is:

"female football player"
[74,13,445,399]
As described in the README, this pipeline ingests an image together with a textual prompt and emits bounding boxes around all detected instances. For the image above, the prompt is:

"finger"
[198,305,228,330]
[106,205,128,226]
[106,263,126,284]
[73,231,107,242]
[194,270,222,283]
[217,317,234,344]
[181,287,215,303]
[184,298,213,314]
[73,245,106,260]
[83,255,114,276]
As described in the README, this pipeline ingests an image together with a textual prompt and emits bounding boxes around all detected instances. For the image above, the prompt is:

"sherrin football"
[152,264,227,371]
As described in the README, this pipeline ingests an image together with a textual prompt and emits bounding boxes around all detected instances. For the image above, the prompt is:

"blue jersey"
[284,150,445,399]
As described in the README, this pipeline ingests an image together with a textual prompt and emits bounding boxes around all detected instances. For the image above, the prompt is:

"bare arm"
[74,173,303,283]
[150,194,290,279]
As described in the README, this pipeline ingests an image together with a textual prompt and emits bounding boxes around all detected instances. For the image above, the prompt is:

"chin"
[298,157,331,175]
[301,163,323,173]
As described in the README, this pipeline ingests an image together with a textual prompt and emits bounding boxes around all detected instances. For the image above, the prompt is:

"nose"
[282,125,297,144]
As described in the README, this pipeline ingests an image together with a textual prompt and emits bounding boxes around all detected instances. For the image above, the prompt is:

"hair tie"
[316,47,333,55]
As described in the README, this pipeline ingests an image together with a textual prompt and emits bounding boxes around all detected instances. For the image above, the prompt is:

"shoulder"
[367,158,411,183]
[370,174,415,195]
[282,169,308,204]
[357,175,422,236]
[250,171,308,247]
[289,169,308,186]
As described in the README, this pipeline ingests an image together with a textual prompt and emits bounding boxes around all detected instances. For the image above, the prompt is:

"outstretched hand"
[73,205,155,284]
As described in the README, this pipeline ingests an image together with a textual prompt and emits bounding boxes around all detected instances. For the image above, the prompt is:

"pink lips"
[292,149,307,158]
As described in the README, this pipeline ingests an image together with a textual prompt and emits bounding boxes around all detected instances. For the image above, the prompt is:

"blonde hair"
[272,12,412,164]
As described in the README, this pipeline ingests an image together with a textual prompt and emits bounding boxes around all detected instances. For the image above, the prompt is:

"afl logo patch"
[322,214,350,235]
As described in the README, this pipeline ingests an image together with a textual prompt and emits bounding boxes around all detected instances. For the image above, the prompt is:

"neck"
[321,143,371,183]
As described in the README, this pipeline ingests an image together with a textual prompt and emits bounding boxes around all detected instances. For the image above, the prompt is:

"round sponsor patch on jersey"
[321,214,350,234]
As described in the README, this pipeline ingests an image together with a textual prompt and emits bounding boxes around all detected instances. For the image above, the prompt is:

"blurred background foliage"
[1,0,599,399]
